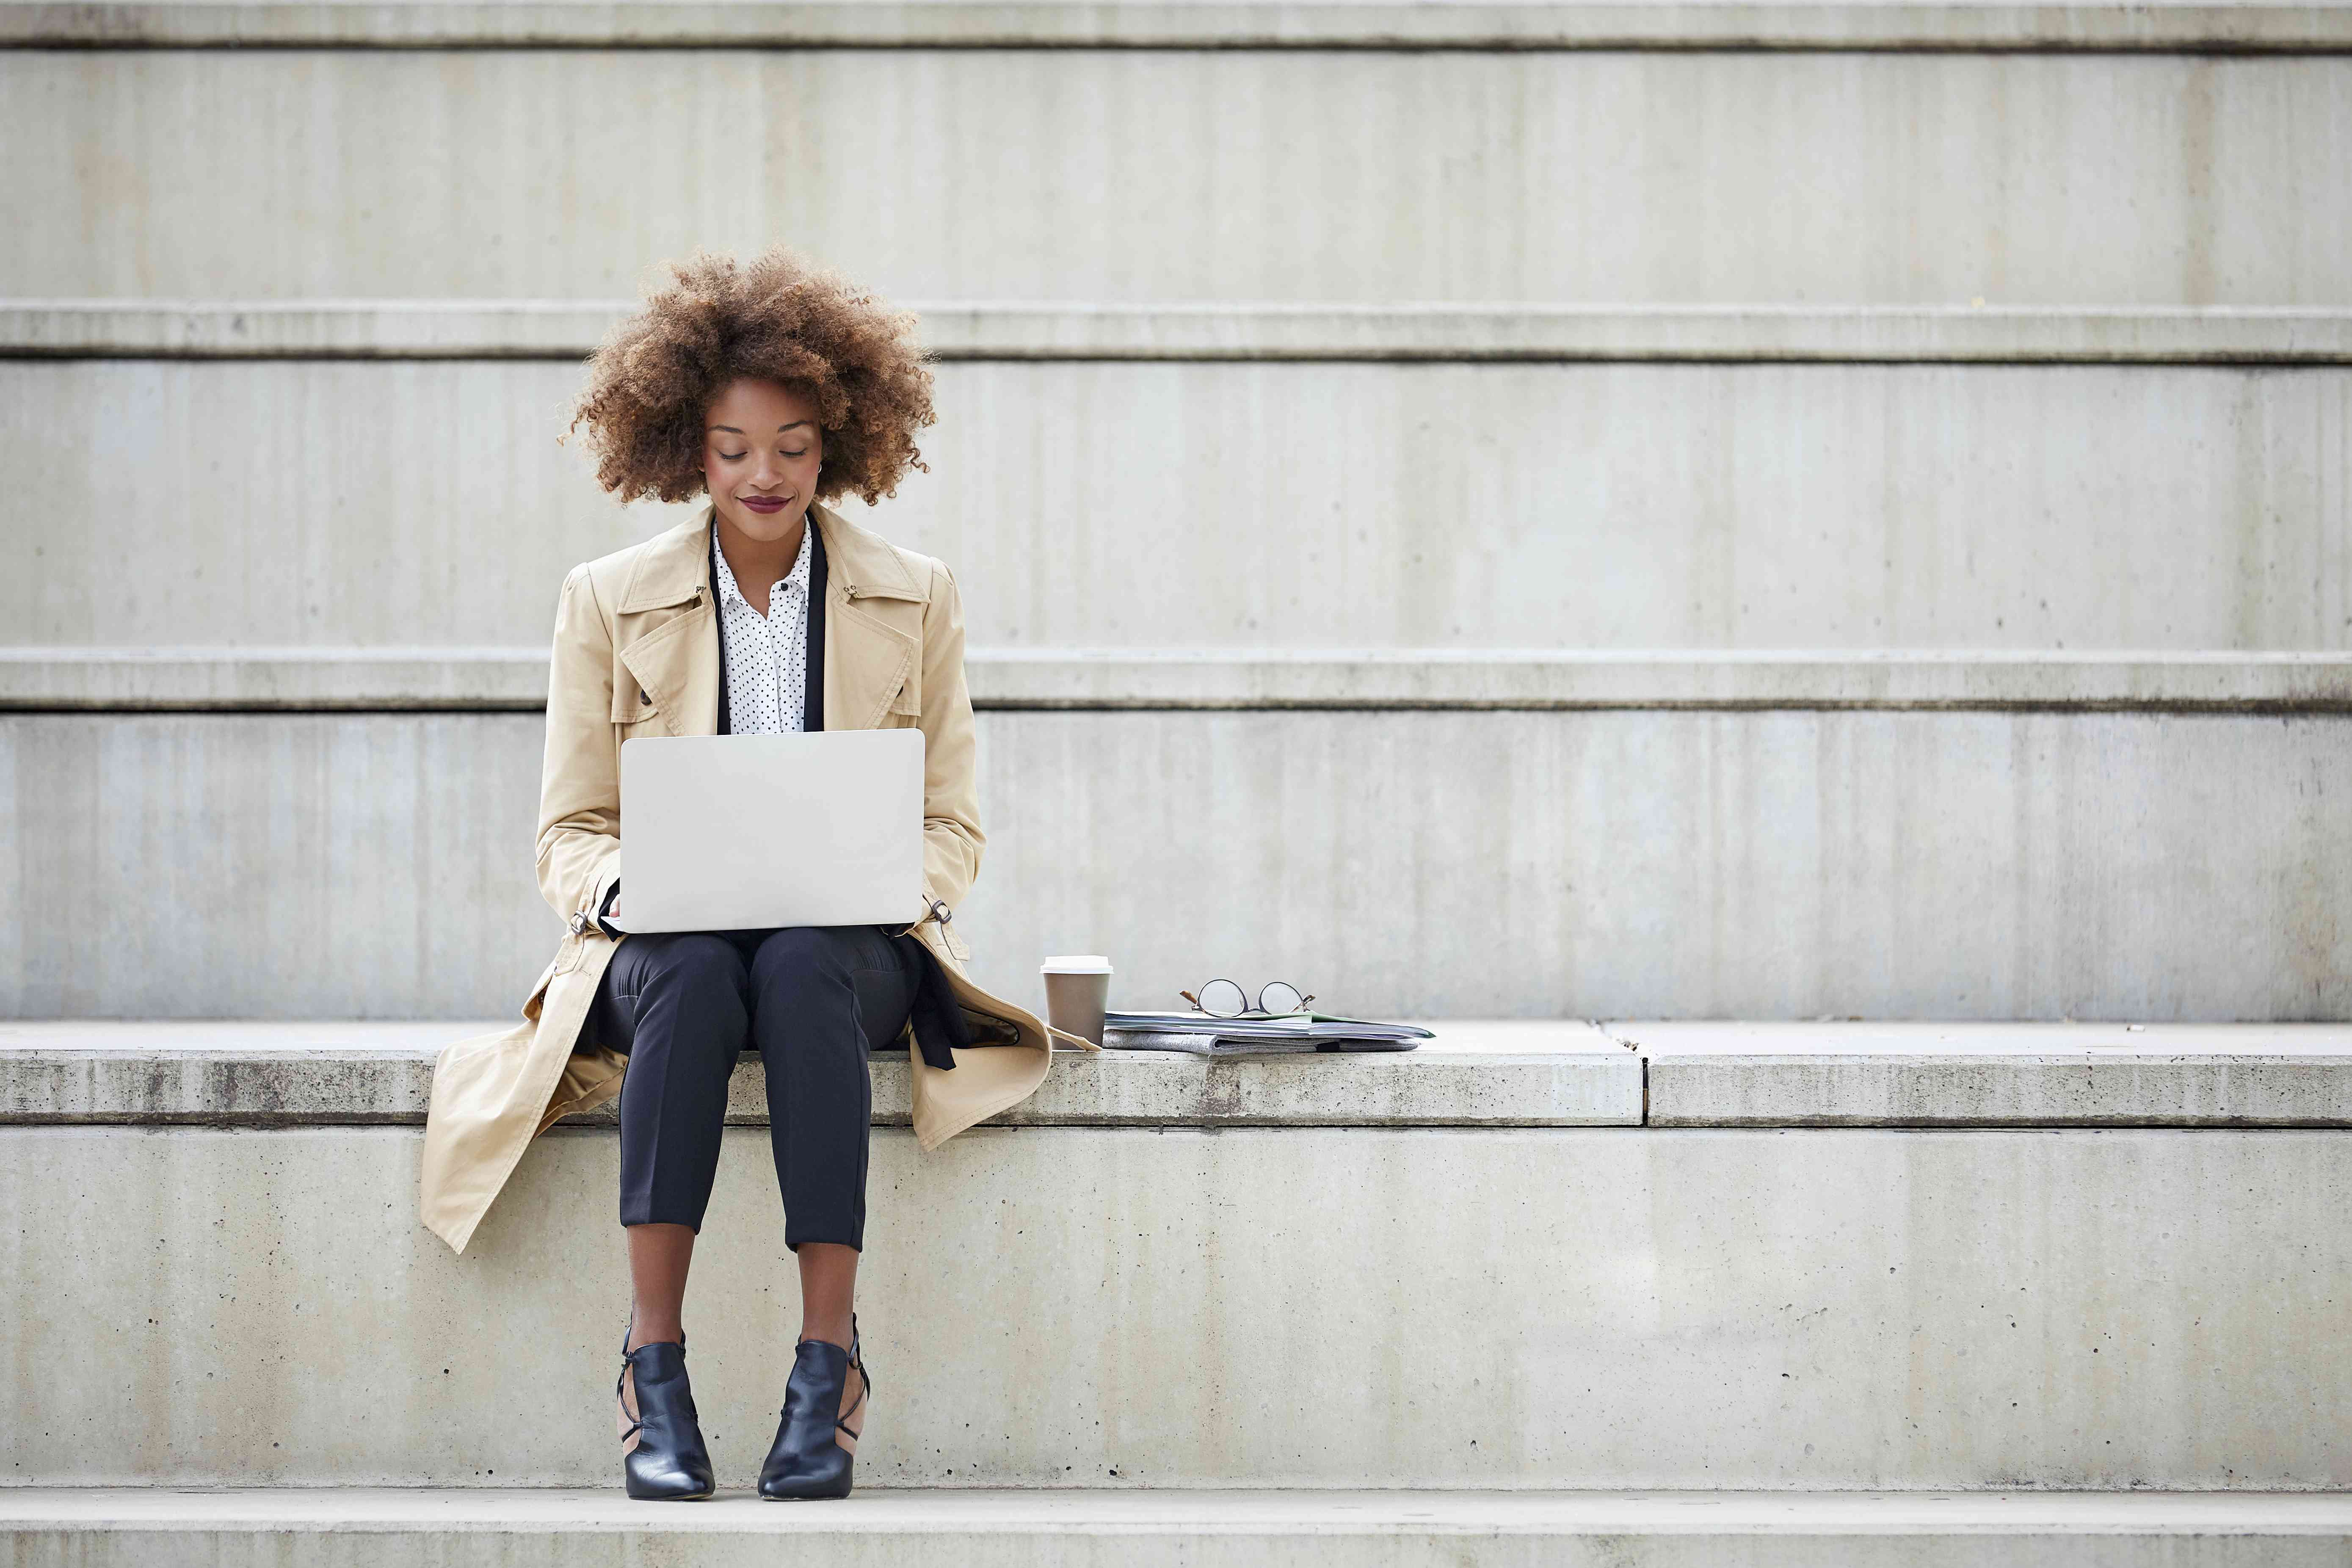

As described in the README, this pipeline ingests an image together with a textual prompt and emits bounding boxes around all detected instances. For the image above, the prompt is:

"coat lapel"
[814,504,925,731]
[614,513,720,738]
[611,504,925,739]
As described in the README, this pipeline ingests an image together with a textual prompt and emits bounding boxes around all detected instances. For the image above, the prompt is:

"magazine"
[1102,1012,1432,1056]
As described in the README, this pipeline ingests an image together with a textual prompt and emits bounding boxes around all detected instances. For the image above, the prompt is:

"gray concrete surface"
[0,1020,1643,1127]
[18,1021,2352,1127]
[3,1123,2347,1485]
[15,301,2352,362]
[6,709,2349,1021]
[5,53,2346,303]
[10,359,2352,651]
[1623,1021,2352,1125]
[7,1489,2352,1568]
[13,649,2352,713]
[12,0,2352,50]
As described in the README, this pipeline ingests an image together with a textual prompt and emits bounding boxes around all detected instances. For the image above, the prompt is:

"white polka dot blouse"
[710,522,814,735]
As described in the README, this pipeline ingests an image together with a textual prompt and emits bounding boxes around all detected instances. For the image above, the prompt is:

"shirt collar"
[710,518,814,612]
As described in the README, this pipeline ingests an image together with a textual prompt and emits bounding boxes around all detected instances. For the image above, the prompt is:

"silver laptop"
[614,730,925,933]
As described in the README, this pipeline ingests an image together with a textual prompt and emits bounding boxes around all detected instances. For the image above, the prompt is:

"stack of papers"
[1102,1012,1433,1057]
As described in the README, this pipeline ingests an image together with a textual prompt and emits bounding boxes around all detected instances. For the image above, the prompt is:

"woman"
[418,248,1083,1502]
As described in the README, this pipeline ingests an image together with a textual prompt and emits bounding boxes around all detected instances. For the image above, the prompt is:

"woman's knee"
[622,935,750,1036]
[639,933,747,990]
[747,926,860,998]
[613,935,748,1079]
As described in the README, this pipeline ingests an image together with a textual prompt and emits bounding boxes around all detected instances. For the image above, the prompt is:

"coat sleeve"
[917,556,985,912]
[535,563,624,925]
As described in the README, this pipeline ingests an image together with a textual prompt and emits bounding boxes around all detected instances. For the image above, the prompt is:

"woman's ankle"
[628,1311,685,1352]
[623,1222,696,1352]
[798,1313,854,1349]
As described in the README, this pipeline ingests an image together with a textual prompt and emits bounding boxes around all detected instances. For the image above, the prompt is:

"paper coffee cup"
[1039,955,1113,1048]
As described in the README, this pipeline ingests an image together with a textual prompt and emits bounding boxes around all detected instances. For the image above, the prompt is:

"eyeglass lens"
[1258,980,1306,1014]
[1194,978,1248,1016]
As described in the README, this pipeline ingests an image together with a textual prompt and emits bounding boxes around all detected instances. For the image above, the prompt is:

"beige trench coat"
[420,504,1086,1253]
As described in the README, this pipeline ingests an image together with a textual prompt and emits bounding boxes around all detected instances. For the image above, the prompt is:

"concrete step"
[4,50,2344,303]
[8,1487,2352,1567]
[14,649,2352,712]
[3,1022,2349,1487]
[19,301,2352,361]
[5,703,2348,1019]
[0,1018,1645,1128]
[16,1,2352,50]
[7,339,2350,651]
[14,1018,2352,1128]
[1628,1020,2352,1124]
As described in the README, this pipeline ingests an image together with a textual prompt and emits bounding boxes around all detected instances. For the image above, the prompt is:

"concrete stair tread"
[8,1020,2352,1126]
[8,1485,2352,1535]
[1621,1021,2352,1125]
[0,1016,1609,1055]
[10,1016,2352,1056]
[13,648,2352,713]
[0,1018,1646,1128]
[1617,1019,2352,1058]
[10,2,2352,50]
[0,1019,512,1054]
[11,300,2352,363]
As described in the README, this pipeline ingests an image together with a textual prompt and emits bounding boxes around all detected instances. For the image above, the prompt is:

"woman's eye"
[718,450,748,461]
[782,449,809,459]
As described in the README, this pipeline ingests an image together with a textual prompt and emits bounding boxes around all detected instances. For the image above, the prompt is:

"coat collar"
[612,502,928,737]
[616,502,926,613]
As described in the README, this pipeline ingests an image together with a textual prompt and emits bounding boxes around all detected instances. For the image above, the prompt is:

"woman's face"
[703,377,824,544]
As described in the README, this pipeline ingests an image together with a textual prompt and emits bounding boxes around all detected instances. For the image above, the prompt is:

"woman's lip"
[738,496,790,514]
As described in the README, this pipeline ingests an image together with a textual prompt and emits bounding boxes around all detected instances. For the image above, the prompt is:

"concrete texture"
[10,359,2352,651]
[3,1123,2349,1486]
[1625,1021,2352,1125]
[14,649,2352,713]
[15,301,2352,362]
[19,1021,2352,1127]
[5,709,2349,1021]
[4,52,2347,304]
[12,1,2352,50]
[0,1020,1643,1127]
[8,1489,2352,1568]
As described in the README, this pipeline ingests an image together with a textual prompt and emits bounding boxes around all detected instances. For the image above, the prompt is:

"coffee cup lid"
[1040,955,1113,974]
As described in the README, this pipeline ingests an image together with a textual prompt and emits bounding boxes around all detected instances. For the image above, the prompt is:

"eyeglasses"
[1179,979,1317,1018]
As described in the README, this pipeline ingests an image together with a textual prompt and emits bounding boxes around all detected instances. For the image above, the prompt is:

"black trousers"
[588,925,920,1250]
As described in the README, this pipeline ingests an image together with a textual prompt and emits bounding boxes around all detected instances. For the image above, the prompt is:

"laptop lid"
[615,729,924,933]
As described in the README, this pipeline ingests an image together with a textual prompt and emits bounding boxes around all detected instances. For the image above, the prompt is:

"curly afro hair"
[570,248,935,506]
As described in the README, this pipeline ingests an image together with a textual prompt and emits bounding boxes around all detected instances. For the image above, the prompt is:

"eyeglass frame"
[1178,978,1318,1018]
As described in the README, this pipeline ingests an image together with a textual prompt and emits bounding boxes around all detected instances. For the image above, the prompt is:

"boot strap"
[616,1321,687,1446]
[836,1323,870,1437]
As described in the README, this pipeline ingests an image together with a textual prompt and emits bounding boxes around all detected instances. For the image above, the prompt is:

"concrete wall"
[7,708,2348,1021]
[11,358,2352,651]
[6,51,2347,304]
[6,11,2346,1029]
[4,1121,2347,1487]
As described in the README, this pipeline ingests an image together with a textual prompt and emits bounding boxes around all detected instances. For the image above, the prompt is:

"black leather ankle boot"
[758,1320,868,1500]
[617,1333,716,1501]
